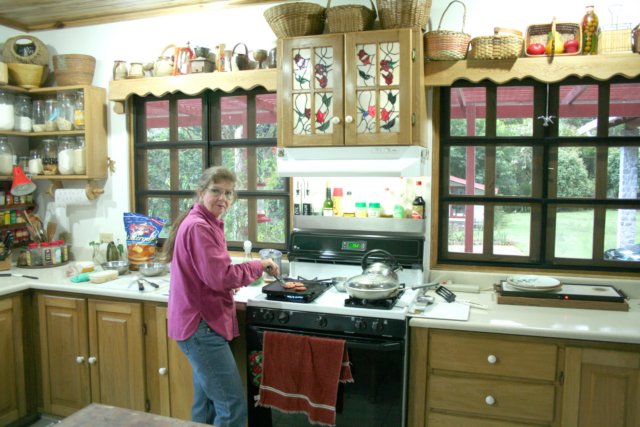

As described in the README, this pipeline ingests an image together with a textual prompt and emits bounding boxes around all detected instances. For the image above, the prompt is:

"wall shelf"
[424,53,640,86]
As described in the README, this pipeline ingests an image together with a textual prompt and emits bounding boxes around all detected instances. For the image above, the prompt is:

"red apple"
[564,39,580,53]
[526,43,546,55]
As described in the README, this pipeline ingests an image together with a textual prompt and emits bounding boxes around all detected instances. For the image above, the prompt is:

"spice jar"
[42,139,58,175]
[14,95,32,132]
[73,90,85,130]
[44,99,58,131]
[56,92,75,131]
[28,149,43,175]
[57,136,75,175]
[32,100,46,132]
[0,90,15,131]
[0,137,14,175]
[73,136,86,174]
[582,5,599,55]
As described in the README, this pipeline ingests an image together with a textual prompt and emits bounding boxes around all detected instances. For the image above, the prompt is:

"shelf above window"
[424,53,640,86]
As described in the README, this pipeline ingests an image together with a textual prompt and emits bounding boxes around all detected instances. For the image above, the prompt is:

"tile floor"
[26,414,62,427]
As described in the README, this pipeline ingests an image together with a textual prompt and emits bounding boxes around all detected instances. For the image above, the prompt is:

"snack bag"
[124,212,167,270]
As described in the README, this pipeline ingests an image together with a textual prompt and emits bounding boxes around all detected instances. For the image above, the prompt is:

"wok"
[345,249,403,300]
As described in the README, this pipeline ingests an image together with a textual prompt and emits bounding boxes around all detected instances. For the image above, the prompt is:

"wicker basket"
[376,0,431,30]
[525,21,581,56]
[598,27,633,54]
[0,62,7,85]
[469,27,523,60]
[424,0,470,60]
[326,0,376,33]
[634,24,640,53]
[264,2,326,38]
[2,35,49,66]
[7,63,47,89]
[52,54,96,85]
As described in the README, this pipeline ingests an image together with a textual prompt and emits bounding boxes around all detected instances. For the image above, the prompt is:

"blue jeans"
[177,320,247,427]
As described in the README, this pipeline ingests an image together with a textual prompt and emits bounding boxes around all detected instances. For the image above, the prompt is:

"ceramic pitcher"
[113,60,128,80]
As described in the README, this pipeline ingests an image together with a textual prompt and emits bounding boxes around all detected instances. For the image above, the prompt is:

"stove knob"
[262,310,274,322]
[315,315,328,328]
[354,318,367,331]
[277,311,290,324]
[372,319,384,333]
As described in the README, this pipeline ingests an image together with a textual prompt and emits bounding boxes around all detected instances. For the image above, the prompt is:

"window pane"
[177,98,203,140]
[146,100,169,142]
[147,149,170,190]
[555,208,593,258]
[178,149,203,191]
[495,146,532,196]
[448,204,484,253]
[607,147,639,199]
[448,146,485,196]
[558,84,598,137]
[257,198,286,244]
[257,147,285,191]
[493,206,531,256]
[450,87,486,136]
[148,197,171,222]
[557,147,595,198]
[497,86,533,137]
[221,147,248,191]
[256,94,277,138]
[604,208,639,261]
[221,96,247,139]
[609,82,640,136]
[225,198,248,242]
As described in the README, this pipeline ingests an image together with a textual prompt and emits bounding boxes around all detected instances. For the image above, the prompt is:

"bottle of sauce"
[342,191,355,217]
[412,181,426,219]
[582,5,599,55]
[322,183,334,216]
[332,187,343,216]
[355,201,368,217]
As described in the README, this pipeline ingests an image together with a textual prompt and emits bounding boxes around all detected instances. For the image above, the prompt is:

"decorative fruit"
[526,43,546,55]
[564,39,580,53]
[545,31,564,54]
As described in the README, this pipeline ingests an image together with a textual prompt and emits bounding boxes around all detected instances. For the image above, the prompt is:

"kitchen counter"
[410,289,640,345]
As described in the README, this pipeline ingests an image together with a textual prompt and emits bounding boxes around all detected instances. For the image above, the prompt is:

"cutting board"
[410,301,470,321]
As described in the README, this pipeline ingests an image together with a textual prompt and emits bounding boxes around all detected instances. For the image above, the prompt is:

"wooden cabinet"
[0,85,107,180]
[37,294,145,416]
[0,294,27,425]
[278,28,425,147]
[562,346,640,427]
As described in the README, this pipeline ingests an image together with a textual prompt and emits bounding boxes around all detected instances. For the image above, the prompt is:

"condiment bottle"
[57,136,75,175]
[342,191,355,217]
[582,5,599,55]
[42,139,58,175]
[322,183,334,216]
[73,90,85,130]
[0,136,14,175]
[14,95,32,132]
[355,201,368,217]
[368,202,381,218]
[332,187,343,216]
[412,181,426,219]
[0,90,15,131]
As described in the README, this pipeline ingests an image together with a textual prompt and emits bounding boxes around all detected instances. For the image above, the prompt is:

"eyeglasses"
[208,187,234,199]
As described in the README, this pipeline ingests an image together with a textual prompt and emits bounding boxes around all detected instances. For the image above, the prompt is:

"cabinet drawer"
[429,331,558,380]
[428,412,545,427]
[428,375,556,423]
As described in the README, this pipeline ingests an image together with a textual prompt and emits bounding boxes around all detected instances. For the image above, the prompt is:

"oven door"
[246,324,406,427]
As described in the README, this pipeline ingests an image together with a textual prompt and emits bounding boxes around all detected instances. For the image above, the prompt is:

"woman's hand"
[261,259,280,278]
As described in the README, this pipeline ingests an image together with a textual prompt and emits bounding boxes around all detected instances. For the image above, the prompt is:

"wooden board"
[56,403,208,426]
[495,284,629,312]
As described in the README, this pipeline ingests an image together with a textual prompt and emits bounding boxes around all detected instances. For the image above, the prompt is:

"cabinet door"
[87,299,145,411]
[38,294,90,416]
[562,346,640,427]
[0,295,26,425]
[280,34,345,147]
[344,29,414,146]
[155,306,193,420]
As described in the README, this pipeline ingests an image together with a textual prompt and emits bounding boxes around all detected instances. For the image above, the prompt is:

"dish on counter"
[506,275,561,291]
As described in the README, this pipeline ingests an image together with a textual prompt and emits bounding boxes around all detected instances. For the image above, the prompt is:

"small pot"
[344,274,402,300]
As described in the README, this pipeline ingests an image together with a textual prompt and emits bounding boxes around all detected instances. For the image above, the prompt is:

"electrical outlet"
[99,232,114,243]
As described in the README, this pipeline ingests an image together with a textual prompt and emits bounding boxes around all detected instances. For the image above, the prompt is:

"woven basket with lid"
[469,28,523,60]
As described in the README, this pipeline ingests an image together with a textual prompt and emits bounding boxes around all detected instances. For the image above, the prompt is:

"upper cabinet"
[278,29,425,147]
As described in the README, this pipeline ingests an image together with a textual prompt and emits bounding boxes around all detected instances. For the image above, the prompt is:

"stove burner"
[344,290,405,310]
[262,276,334,303]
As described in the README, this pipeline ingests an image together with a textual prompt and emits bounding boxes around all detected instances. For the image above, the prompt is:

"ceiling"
[0,0,280,32]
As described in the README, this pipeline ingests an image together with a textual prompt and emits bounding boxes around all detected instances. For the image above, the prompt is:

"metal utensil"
[436,285,488,310]
[266,265,284,283]
[0,273,39,280]
[138,277,159,288]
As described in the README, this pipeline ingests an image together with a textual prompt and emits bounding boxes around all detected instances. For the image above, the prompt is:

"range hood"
[276,146,428,177]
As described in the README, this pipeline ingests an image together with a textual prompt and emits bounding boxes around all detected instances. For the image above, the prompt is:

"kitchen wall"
[0,0,638,267]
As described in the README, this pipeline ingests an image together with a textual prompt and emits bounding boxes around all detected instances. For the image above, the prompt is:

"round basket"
[264,2,326,38]
[424,0,470,61]
[2,35,49,66]
[326,0,377,33]
[469,28,523,60]
[7,63,47,89]
[53,54,96,86]
[376,0,432,30]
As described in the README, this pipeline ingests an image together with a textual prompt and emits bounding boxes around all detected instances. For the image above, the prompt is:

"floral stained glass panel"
[379,90,400,132]
[293,94,311,135]
[356,43,376,87]
[314,93,334,134]
[356,90,376,134]
[379,41,400,86]
[292,48,311,90]
[314,47,334,90]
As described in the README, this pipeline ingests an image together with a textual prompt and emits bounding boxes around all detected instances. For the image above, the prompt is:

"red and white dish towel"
[256,331,353,426]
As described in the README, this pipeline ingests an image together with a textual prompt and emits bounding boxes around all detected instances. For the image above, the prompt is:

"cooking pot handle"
[361,249,399,270]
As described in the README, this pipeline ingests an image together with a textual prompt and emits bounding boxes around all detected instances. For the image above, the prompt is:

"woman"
[163,166,280,427]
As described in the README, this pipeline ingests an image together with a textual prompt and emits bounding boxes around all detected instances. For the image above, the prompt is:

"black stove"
[344,290,406,310]
[261,277,334,303]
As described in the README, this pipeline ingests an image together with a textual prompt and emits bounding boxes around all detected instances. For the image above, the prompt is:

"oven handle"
[249,326,403,352]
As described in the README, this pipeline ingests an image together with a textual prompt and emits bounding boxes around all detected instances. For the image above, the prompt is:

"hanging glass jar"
[0,90,15,131]
[14,95,32,132]
[56,92,75,131]
[0,136,14,175]
[42,138,58,175]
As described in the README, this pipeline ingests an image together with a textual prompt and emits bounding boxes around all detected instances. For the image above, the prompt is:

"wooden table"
[55,404,208,426]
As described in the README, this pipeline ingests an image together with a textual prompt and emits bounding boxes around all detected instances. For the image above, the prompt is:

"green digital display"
[342,240,366,251]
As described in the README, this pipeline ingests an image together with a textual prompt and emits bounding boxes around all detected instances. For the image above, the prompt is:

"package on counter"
[123,212,167,270]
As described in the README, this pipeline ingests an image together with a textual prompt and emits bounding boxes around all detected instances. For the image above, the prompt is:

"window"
[438,77,640,273]
[132,89,288,251]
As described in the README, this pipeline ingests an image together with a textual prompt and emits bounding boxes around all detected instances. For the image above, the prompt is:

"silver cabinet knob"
[159,367,168,375]
[88,356,97,365]
[331,116,341,125]
[485,395,496,405]
[75,356,85,364]
[344,115,353,124]
[487,354,497,364]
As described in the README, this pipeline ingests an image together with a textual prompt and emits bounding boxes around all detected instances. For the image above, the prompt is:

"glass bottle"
[582,5,599,55]
[44,99,58,131]
[73,135,86,175]
[56,92,75,131]
[0,136,14,175]
[73,90,85,130]
[14,95,32,132]
[342,191,355,217]
[57,136,75,175]
[322,183,334,216]
[32,100,46,132]
[0,90,15,131]
[42,139,58,175]
[28,149,43,175]
[411,181,426,219]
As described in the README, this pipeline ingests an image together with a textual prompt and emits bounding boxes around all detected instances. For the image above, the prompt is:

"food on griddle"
[282,280,304,289]
[294,286,307,292]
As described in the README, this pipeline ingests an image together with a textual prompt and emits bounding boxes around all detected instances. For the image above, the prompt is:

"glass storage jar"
[57,136,75,175]
[0,90,15,131]
[56,92,75,131]
[42,138,58,175]
[14,95,32,132]
[44,99,58,131]
[0,136,14,175]
[73,90,85,130]
[28,149,43,175]
[73,135,86,174]
[32,100,46,132]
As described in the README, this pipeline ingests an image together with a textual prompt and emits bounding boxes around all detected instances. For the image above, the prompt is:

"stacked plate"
[506,275,561,292]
